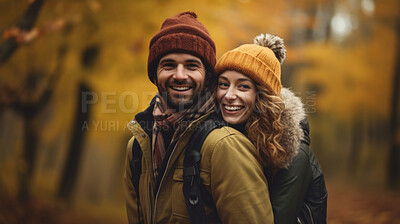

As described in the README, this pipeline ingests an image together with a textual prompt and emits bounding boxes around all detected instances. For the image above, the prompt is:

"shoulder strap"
[130,139,142,223]
[183,116,226,224]
[130,139,142,192]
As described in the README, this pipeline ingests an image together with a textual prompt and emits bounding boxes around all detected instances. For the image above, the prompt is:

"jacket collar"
[133,96,157,136]
[279,88,307,168]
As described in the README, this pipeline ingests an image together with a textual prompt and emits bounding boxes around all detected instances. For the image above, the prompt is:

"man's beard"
[161,92,196,111]
[157,84,204,111]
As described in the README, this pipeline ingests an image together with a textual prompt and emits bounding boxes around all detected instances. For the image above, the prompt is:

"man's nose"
[173,64,187,81]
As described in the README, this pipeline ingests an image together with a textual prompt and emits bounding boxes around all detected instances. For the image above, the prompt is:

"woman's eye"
[218,82,229,88]
[239,84,250,89]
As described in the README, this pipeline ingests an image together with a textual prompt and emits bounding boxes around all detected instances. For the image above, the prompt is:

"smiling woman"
[214,33,328,224]
[216,70,256,125]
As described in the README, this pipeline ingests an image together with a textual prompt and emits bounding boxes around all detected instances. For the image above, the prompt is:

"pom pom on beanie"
[253,33,286,64]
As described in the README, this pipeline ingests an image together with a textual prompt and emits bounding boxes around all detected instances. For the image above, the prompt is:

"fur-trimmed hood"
[279,88,306,168]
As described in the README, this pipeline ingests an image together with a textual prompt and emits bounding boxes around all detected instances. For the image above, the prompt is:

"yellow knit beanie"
[215,33,286,95]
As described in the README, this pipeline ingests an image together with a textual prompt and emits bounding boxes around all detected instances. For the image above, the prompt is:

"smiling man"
[156,53,206,110]
[124,11,274,224]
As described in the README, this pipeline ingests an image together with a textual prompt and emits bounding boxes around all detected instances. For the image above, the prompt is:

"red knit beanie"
[148,11,216,83]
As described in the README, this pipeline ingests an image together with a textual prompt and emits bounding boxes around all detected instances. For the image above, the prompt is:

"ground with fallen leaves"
[327,180,400,224]
[0,179,399,224]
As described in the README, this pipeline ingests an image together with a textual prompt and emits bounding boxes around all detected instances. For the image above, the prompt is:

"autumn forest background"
[0,0,399,223]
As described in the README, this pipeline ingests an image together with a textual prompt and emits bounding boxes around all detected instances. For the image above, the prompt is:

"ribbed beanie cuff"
[215,45,281,95]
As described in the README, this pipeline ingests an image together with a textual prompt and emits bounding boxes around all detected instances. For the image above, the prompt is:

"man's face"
[156,53,206,110]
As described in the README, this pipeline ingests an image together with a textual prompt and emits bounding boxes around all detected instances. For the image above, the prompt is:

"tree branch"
[0,0,44,65]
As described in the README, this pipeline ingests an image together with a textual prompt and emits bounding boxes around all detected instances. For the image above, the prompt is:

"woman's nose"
[224,87,237,100]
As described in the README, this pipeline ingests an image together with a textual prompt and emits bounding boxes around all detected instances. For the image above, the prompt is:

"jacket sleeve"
[300,145,328,224]
[209,131,274,224]
[124,137,140,224]
[269,143,313,224]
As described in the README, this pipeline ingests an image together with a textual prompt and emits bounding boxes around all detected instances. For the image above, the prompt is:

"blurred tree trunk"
[388,21,400,188]
[12,45,66,201]
[57,44,99,201]
[57,83,92,201]
[311,0,334,43]
[284,0,334,87]
[18,115,38,201]
[0,0,44,65]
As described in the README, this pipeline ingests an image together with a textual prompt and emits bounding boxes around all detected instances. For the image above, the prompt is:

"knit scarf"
[151,91,215,181]
[152,95,184,180]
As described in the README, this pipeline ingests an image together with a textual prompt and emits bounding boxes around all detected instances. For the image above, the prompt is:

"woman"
[214,33,328,224]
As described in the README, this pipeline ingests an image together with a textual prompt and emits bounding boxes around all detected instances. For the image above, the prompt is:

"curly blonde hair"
[246,85,286,175]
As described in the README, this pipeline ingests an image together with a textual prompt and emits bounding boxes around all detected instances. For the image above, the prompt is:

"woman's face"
[216,70,257,125]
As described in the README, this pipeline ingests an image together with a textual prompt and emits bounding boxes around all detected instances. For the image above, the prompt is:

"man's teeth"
[171,86,190,91]
[225,105,243,111]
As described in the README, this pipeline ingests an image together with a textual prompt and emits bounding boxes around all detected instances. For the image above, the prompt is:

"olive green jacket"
[124,109,274,224]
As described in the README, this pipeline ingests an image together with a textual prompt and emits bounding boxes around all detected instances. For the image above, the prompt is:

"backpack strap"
[130,139,142,191]
[183,116,226,224]
[130,139,142,223]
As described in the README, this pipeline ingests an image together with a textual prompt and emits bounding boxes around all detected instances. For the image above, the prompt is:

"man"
[124,11,273,223]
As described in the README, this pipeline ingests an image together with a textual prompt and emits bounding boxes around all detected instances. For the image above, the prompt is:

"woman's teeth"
[224,105,243,111]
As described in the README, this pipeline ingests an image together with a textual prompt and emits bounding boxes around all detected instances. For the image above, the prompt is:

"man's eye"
[159,63,175,70]
[186,64,199,70]
[163,63,175,68]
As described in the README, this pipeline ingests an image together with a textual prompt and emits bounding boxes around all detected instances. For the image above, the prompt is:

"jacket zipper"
[305,203,314,224]
[152,143,179,224]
